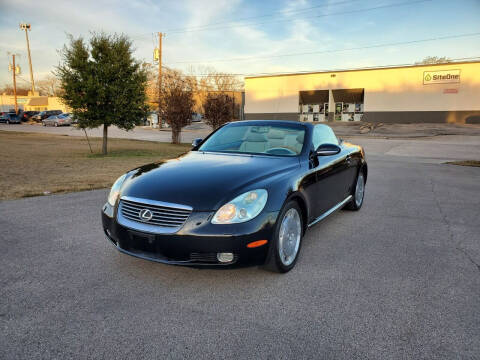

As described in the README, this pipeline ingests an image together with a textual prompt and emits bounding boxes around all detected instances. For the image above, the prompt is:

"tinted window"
[199,124,306,156]
[312,124,338,149]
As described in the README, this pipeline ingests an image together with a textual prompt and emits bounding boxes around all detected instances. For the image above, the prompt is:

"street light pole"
[20,23,35,94]
[11,54,18,114]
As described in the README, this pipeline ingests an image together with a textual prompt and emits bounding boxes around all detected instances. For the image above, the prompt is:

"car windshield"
[198,124,306,156]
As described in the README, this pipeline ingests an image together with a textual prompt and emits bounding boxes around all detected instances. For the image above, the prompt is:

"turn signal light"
[247,240,268,248]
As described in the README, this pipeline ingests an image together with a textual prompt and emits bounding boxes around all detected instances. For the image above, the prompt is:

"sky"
[1,0,480,88]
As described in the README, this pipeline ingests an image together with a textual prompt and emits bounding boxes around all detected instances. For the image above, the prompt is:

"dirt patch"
[445,160,480,167]
[0,131,190,200]
[330,122,480,138]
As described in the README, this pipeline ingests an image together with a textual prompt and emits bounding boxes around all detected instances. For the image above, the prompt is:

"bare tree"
[415,56,452,65]
[37,75,62,96]
[188,65,243,92]
[203,93,234,130]
[160,69,195,144]
[0,85,30,96]
[186,65,243,122]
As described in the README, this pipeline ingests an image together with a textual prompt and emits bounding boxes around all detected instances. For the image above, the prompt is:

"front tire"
[264,200,303,273]
[345,170,365,211]
[6,120,9,124]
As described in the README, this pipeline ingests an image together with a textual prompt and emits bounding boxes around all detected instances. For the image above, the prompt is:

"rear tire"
[54,122,58,127]
[6,120,9,124]
[264,200,304,273]
[345,170,365,211]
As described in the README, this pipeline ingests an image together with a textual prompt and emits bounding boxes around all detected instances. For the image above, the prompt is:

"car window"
[312,124,339,149]
[199,124,306,156]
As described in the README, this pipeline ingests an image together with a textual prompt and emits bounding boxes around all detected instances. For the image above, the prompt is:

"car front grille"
[119,198,191,229]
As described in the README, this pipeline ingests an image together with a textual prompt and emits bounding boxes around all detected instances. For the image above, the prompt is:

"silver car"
[42,113,72,127]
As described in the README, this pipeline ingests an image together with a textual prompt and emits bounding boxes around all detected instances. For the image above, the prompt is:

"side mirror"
[192,138,203,148]
[316,143,341,156]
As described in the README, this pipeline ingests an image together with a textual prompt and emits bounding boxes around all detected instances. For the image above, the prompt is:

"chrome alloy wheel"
[278,208,302,266]
[355,172,365,207]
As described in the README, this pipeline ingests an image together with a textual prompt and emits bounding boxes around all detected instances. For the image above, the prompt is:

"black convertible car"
[102,120,367,272]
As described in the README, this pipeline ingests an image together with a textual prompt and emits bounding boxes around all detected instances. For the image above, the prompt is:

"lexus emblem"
[139,209,153,222]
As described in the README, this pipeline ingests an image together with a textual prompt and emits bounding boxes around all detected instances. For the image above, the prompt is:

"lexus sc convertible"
[102,120,367,272]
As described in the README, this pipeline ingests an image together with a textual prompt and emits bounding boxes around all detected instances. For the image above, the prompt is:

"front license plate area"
[127,230,156,252]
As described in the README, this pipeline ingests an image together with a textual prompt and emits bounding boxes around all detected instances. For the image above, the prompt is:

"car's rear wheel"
[6,120,9,124]
[54,122,58,127]
[345,170,365,211]
[264,200,303,273]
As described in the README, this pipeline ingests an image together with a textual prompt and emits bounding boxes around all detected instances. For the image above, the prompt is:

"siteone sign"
[423,69,460,85]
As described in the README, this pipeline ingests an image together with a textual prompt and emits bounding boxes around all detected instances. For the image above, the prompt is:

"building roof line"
[244,59,480,80]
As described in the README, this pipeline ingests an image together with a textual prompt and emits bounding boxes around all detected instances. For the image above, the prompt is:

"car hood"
[120,151,299,211]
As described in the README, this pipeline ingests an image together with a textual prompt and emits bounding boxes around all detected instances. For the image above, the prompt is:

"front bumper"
[102,203,278,267]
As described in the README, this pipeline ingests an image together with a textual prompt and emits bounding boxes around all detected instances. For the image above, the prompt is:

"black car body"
[22,111,39,121]
[32,110,62,122]
[0,113,21,124]
[102,120,367,272]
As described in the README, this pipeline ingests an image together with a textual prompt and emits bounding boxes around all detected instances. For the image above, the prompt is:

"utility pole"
[157,32,163,127]
[11,55,18,114]
[20,23,35,94]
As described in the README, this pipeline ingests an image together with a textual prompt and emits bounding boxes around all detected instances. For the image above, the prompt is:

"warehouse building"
[244,60,480,124]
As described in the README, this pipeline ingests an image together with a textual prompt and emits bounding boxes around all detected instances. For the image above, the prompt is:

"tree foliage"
[160,69,195,144]
[203,93,234,130]
[56,33,149,154]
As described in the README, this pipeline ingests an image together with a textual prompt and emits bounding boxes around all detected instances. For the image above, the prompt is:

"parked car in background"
[0,113,22,124]
[42,113,72,127]
[22,111,39,122]
[191,112,203,122]
[32,110,62,122]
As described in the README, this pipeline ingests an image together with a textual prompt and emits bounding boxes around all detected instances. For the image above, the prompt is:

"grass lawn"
[0,131,191,200]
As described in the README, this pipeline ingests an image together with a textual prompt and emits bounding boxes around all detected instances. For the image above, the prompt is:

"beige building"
[244,60,480,124]
[0,94,69,113]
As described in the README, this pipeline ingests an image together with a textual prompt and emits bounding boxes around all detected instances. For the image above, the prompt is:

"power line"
[164,0,363,33]
[169,32,480,65]
[128,0,364,40]
[128,0,431,39]
[166,0,431,35]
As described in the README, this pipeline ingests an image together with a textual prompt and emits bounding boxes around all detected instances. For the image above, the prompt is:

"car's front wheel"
[265,200,303,273]
[6,120,9,124]
[346,170,365,211]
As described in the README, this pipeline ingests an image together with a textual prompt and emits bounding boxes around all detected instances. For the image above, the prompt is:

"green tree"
[56,33,149,154]
[203,93,234,130]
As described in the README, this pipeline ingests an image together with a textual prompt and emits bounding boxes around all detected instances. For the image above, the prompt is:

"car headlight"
[107,174,127,206]
[212,189,268,224]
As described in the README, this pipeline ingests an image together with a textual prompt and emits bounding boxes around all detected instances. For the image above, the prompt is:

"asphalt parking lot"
[1,137,480,359]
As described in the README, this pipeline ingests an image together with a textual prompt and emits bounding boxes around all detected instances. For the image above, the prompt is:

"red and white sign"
[443,88,458,94]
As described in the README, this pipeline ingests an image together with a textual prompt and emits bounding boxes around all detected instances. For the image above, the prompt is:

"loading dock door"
[332,88,364,122]
[299,90,329,122]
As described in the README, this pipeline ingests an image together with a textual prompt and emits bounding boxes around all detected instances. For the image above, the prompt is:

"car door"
[309,125,351,218]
